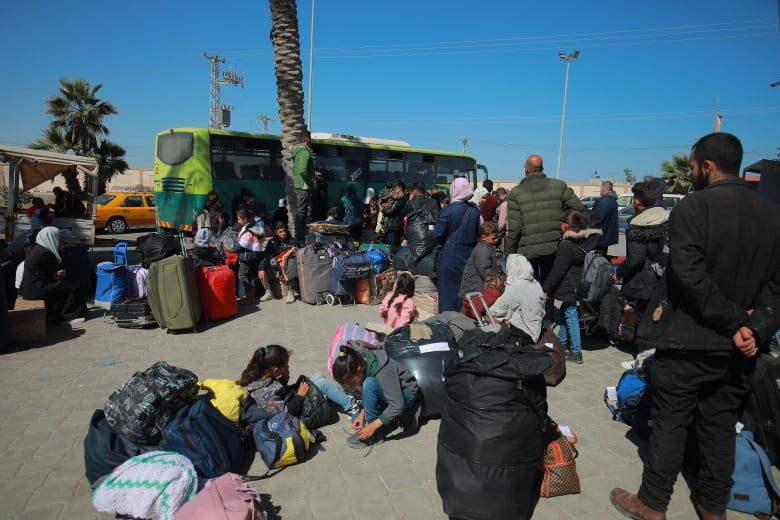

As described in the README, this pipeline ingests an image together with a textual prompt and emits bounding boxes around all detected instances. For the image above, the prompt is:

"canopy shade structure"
[742,158,780,205]
[0,144,98,192]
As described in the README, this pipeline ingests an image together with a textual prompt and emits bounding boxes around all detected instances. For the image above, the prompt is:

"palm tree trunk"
[269,0,307,237]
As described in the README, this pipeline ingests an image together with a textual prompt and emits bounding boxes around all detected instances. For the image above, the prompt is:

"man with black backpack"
[610,133,780,520]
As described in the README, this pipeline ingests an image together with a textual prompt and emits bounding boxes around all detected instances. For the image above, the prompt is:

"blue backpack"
[728,430,780,516]
[95,242,130,309]
[363,249,389,273]
[160,398,247,478]
[253,412,311,470]
[604,367,654,439]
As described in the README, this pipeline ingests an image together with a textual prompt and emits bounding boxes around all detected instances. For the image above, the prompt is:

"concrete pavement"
[0,282,756,519]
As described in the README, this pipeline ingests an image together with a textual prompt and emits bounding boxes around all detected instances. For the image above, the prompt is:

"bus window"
[157,132,194,166]
[406,153,434,185]
[434,156,465,185]
[312,145,346,182]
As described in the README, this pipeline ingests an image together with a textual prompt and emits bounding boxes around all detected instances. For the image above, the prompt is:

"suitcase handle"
[464,291,500,332]
[114,241,129,266]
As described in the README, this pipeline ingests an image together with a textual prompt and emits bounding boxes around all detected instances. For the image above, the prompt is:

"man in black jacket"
[610,132,780,520]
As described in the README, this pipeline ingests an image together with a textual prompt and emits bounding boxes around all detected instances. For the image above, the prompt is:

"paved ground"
[0,253,757,520]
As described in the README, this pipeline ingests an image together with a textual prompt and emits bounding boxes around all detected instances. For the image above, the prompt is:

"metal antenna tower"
[204,53,244,129]
[257,114,275,134]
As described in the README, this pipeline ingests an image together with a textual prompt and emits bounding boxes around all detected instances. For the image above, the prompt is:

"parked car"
[580,196,600,209]
[617,206,635,230]
[617,193,685,210]
[95,192,156,234]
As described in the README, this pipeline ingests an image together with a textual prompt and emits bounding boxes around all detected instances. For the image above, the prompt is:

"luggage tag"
[652,298,669,323]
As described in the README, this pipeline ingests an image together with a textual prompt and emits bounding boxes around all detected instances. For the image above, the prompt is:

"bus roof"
[157,127,477,161]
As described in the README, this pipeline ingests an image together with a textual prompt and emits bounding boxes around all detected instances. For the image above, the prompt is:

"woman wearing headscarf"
[433,177,481,313]
[489,254,546,342]
[20,227,87,324]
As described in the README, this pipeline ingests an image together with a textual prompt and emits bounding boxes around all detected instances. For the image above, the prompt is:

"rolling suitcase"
[95,242,129,309]
[296,243,335,305]
[196,265,238,321]
[147,255,201,333]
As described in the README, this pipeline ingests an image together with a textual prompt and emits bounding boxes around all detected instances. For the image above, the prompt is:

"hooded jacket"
[616,206,668,301]
[363,350,419,425]
[542,228,603,302]
[506,173,585,258]
[293,143,315,190]
[489,254,546,341]
[459,240,499,299]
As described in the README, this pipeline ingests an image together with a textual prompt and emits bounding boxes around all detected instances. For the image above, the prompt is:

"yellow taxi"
[95,192,156,234]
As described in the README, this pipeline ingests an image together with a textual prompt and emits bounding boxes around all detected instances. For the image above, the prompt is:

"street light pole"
[555,50,580,180]
[307,0,315,130]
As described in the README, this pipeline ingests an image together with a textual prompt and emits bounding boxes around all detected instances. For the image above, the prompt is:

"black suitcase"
[297,243,335,305]
[739,352,780,466]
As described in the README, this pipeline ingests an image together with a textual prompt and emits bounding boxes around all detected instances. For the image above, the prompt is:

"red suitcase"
[196,266,238,321]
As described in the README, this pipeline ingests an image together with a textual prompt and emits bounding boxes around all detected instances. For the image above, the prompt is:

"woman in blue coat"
[434,177,481,313]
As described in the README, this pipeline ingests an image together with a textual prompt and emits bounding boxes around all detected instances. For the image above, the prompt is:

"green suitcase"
[147,255,201,333]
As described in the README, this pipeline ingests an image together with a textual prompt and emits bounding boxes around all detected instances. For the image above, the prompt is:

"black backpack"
[107,297,157,329]
[103,361,199,445]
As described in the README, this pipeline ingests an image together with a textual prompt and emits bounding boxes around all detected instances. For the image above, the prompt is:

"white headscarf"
[35,226,62,263]
[488,254,545,341]
[470,187,488,206]
[364,187,375,205]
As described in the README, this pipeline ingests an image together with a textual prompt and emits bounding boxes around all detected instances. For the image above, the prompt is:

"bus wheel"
[108,217,128,234]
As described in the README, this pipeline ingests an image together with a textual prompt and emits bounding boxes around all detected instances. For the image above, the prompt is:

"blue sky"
[1,0,778,183]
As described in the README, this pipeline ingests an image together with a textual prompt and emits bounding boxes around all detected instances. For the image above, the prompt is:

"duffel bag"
[332,251,372,280]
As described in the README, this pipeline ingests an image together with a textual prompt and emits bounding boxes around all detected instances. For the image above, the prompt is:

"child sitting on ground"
[463,272,505,321]
[489,254,545,343]
[238,344,361,425]
[332,345,420,448]
[379,271,417,329]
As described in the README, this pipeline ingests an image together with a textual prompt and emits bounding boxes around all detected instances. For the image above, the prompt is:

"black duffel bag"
[137,233,181,268]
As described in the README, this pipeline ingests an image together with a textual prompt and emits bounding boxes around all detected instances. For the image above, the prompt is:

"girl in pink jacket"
[379,272,417,329]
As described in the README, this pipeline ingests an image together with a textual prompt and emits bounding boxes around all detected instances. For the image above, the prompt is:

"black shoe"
[566,351,584,364]
[399,402,422,434]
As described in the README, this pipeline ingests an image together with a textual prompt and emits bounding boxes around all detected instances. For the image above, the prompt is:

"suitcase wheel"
[326,293,337,306]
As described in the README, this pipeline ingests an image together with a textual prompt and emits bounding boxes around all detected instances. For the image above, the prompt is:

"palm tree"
[45,78,117,156]
[269,0,307,236]
[94,139,129,195]
[29,127,70,153]
[660,153,691,194]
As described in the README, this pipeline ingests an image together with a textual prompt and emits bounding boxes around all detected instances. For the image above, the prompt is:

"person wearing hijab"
[20,227,87,324]
[488,254,546,342]
[433,177,482,312]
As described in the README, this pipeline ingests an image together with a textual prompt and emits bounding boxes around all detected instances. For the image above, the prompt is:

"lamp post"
[307,0,315,129]
[555,50,580,180]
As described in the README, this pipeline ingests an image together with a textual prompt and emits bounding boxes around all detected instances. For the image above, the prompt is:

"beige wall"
[491,177,632,197]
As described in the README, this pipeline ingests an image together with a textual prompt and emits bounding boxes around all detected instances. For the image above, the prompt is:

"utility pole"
[458,136,468,153]
[257,114,274,134]
[204,53,244,129]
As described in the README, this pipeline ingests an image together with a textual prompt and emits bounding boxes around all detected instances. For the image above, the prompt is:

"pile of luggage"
[99,232,240,333]
[85,361,319,520]
[293,221,391,306]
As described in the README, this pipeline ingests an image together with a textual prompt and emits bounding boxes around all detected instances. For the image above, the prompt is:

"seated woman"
[488,254,545,343]
[20,227,87,324]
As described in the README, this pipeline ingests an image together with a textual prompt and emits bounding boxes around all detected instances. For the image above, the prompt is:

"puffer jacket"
[616,206,668,302]
[542,228,603,302]
[458,240,498,298]
[506,173,584,258]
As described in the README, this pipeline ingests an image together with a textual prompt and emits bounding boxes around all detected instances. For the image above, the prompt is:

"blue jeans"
[309,372,353,411]
[557,302,581,355]
[362,376,416,423]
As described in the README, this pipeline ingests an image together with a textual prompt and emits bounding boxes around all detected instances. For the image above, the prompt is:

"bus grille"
[160,178,186,192]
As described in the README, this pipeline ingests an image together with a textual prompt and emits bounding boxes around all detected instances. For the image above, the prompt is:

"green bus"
[153,127,487,233]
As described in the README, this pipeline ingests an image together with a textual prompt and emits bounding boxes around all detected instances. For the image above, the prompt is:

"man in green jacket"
[293,129,316,245]
[505,154,584,284]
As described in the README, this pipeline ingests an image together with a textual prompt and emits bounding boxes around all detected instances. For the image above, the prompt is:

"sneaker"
[68,317,86,325]
[566,351,584,364]
[346,432,385,449]
[285,291,296,304]
[259,292,274,302]
[344,397,362,421]
[620,360,636,370]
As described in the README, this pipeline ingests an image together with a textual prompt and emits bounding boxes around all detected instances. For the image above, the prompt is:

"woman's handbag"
[538,418,581,497]
[531,326,567,387]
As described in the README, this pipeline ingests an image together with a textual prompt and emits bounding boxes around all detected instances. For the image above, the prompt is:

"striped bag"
[328,322,380,375]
